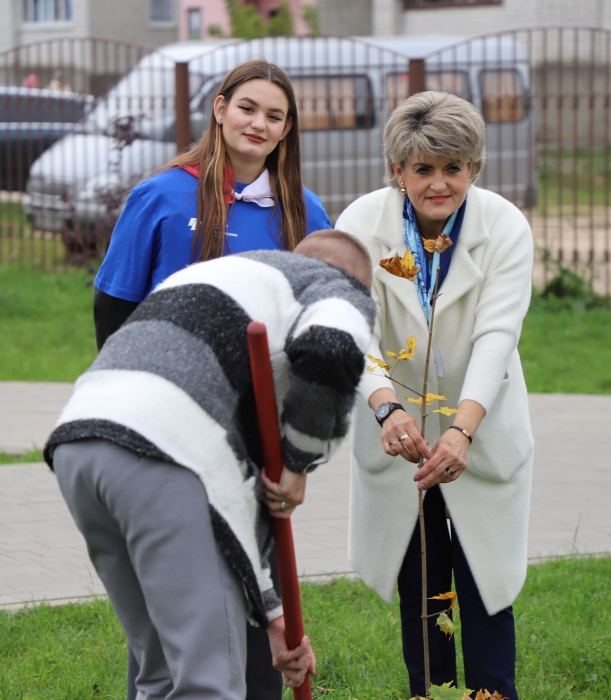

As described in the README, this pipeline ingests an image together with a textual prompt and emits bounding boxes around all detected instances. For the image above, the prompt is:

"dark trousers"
[397,485,518,700]
[126,550,283,700]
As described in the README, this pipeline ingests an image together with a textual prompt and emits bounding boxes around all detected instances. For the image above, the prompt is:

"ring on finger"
[390,441,398,448]
[446,468,454,476]
[281,501,288,512]
[399,434,410,443]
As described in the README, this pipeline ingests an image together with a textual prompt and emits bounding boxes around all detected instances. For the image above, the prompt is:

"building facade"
[317,0,611,37]
[0,0,180,54]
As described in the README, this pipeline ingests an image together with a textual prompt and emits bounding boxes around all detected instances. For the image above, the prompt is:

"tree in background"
[301,5,320,36]
[208,0,296,39]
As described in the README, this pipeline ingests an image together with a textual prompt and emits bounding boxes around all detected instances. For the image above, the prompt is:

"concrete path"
[1,382,610,609]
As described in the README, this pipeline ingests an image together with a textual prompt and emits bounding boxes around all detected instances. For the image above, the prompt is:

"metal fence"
[1,30,610,294]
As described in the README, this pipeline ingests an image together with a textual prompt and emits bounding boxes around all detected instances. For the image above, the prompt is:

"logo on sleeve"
[188,218,197,230]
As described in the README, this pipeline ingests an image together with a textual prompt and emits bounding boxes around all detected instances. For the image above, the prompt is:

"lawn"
[519,298,611,393]
[1,556,610,699]
[0,264,97,382]
[1,263,610,395]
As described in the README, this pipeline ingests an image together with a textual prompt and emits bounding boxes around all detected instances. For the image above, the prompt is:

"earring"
[217,118,222,124]
[467,178,471,188]
[399,181,406,195]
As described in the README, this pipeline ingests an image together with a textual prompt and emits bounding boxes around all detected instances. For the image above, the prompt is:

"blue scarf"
[402,196,467,323]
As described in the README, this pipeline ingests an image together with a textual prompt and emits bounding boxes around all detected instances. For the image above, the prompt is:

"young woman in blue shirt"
[92,59,332,700]
[94,59,331,348]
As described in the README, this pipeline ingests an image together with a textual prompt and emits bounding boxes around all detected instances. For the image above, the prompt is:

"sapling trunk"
[419,268,441,698]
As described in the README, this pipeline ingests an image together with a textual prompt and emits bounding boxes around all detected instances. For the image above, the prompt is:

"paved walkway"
[1,382,610,609]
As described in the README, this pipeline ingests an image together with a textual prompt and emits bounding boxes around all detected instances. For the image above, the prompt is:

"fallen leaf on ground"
[428,681,474,699]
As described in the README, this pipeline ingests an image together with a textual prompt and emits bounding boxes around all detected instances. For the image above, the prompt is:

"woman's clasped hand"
[380,407,469,489]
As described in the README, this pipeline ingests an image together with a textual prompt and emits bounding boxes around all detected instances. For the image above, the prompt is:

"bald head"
[294,229,372,290]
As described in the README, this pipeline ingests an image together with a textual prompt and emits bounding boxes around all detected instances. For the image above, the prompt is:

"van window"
[0,94,88,123]
[291,75,374,131]
[480,70,524,122]
[386,71,469,111]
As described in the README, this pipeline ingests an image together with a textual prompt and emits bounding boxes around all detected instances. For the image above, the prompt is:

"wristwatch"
[375,401,405,426]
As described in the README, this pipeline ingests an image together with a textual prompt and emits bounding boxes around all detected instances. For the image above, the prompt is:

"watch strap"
[375,401,404,426]
[449,425,473,444]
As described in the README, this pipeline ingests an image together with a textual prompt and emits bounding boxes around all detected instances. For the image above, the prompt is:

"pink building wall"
[178,0,310,40]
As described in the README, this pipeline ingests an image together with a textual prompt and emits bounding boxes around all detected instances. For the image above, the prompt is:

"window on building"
[188,8,202,39]
[480,69,524,122]
[291,75,374,131]
[23,0,73,22]
[150,0,174,23]
[386,71,470,111]
[403,0,501,8]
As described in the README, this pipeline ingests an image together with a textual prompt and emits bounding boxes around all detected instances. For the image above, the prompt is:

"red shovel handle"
[247,321,313,700]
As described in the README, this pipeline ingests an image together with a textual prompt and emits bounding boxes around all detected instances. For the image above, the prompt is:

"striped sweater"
[44,250,375,626]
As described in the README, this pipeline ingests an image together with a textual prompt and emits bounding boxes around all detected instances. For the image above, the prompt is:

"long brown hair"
[164,59,307,261]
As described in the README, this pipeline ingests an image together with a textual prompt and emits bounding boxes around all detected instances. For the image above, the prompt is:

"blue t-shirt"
[95,167,332,302]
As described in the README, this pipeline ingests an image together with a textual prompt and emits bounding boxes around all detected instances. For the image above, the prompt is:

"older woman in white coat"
[336,91,534,699]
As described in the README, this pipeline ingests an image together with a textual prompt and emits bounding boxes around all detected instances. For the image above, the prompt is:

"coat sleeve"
[336,198,395,402]
[459,208,534,410]
[279,293,374,473]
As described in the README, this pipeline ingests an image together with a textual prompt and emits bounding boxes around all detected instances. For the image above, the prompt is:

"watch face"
[376,403,390,420]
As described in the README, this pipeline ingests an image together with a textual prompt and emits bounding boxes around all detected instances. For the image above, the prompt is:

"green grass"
[0,448,44,464]
[538,147,611,210]
[0,264,97,381]
[1,263,611,393]
[518,298,611,393]
[1,557,610,699]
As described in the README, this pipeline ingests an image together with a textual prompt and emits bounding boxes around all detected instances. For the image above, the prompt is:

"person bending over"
[44,230,374,700]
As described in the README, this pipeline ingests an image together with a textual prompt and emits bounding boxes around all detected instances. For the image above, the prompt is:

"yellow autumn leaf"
[433,406,460,416]
[406,336,417,355]
[435,611,455,638]
[406,392,446,406]
[429,591,458,610]
[422,233,453,254]
[428,682,474,700]
[474,692,492,700]
[388,340,417,361]
[366,354,392,372]
[379,250,420,281]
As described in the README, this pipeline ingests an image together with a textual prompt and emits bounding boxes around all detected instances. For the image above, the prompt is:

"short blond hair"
[384,91,486,187]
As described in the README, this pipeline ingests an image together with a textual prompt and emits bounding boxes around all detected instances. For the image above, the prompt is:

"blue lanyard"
[402,197,458,324]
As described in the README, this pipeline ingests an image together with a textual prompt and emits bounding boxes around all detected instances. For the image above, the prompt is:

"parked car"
[22,35,536,238]
[0,86,94,192]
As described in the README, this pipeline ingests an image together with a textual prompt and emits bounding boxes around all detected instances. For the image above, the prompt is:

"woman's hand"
[262,467,307,519]
[413,399,486,490]
[413,427,469,489]
[370,388,431,463]
[381,410,431,463]
[267,616,316,688]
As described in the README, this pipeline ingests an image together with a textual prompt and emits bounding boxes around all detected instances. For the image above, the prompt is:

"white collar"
[233,169,274,208]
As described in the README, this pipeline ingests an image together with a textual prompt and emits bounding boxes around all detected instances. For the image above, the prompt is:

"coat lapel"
[369,186,490,326]
[435,187,488,317]
[369,188,429,333]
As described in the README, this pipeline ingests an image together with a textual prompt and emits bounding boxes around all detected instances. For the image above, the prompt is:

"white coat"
[336,185,534,615]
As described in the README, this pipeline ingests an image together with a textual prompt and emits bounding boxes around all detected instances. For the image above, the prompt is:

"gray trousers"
[54,439,247,700]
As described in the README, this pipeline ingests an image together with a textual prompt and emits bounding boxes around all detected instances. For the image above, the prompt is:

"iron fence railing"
[1,30,610,294]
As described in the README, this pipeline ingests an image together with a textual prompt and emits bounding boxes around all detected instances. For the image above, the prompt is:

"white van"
[22,34,536,234]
